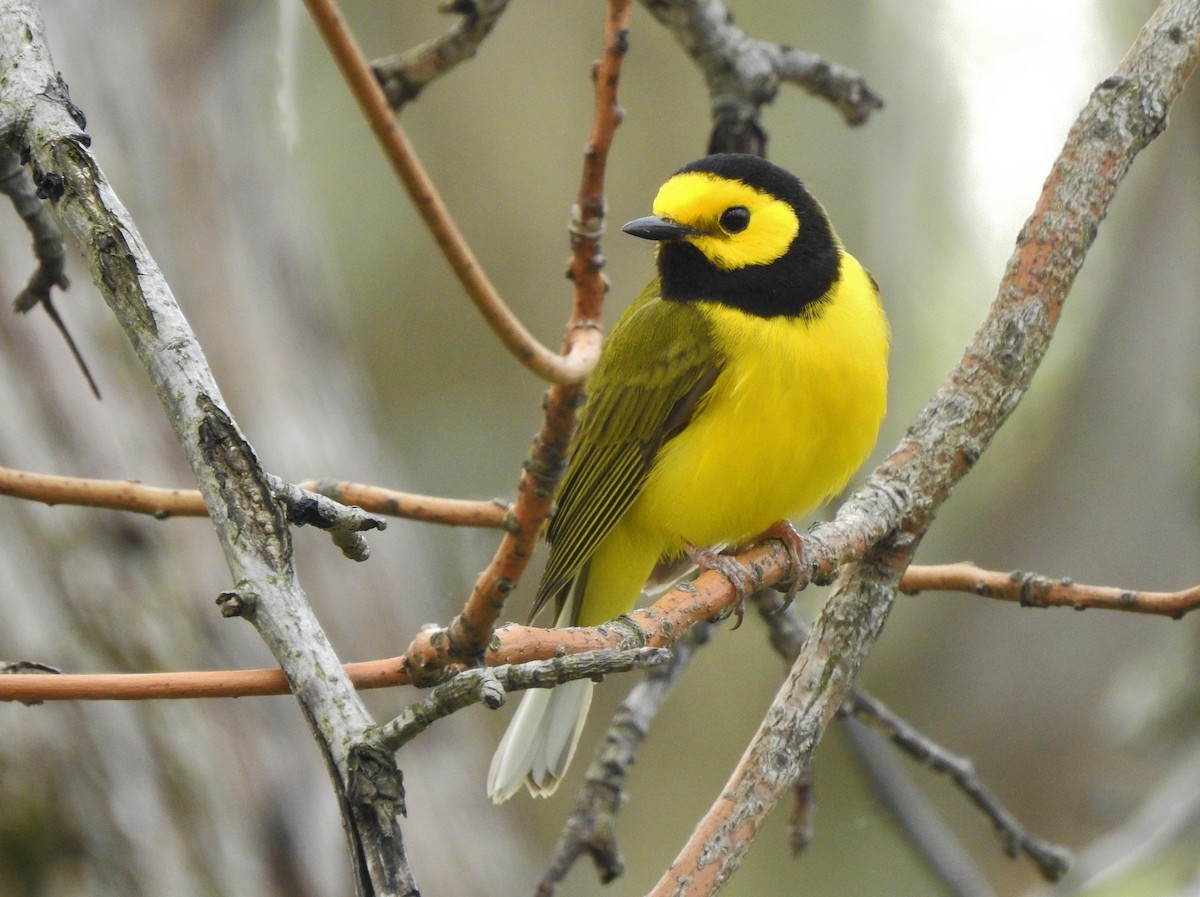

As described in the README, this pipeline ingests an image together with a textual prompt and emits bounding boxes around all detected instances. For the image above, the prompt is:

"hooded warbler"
[487,153,889,802]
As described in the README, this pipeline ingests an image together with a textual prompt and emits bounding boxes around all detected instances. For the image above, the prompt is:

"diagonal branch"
[647,2,1200,895]
[0,4,413,893]
[304,0,601,385]
[305,0,631,687]
[839,718,1000,897]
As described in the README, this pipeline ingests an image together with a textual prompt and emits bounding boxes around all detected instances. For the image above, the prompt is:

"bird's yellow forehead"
[651,171,800,271]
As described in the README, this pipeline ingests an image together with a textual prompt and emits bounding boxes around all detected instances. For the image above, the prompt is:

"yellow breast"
[623,251,888,553]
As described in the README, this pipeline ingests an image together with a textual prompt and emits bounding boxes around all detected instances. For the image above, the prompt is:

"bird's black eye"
[719,206,750,234]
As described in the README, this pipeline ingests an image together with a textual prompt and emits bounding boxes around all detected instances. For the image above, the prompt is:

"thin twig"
[401,0,633,678]
[373,0,512,110]
[265,474,385,561]
[0,465,508,528]
[379,647,668,751]
[840,718,1000,897]
[21,291,100,398]
[303,0,600,385]
[0,143,100,397]
[903,562,1200,619]
[846,691,1073,882]
[307,478,509,528]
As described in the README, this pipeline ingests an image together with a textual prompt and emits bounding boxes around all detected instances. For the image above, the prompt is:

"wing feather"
[531,281,720,620]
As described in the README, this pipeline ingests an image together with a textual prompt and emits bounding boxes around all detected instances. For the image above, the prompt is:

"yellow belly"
[575,254,888,627]
[624,255,887,555]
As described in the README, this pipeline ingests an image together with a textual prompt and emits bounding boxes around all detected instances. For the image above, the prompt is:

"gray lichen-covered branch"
[638,0,884,154]
[0,2,411,894]
[373,0,512,110]
[380,647,669,751]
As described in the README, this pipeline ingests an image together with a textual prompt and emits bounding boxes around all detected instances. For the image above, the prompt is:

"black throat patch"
[656,224,841,320]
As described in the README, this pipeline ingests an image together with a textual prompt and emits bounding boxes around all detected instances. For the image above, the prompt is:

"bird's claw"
[762,520,811,611]
[684,543,759,628]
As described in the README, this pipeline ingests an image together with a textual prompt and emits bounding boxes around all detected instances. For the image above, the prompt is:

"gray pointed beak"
[621,215,698,241]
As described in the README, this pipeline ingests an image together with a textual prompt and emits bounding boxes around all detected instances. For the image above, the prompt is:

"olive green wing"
[531,280,720,620]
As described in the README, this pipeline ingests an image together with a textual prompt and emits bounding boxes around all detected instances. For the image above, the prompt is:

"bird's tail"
[487,593,594,803]
[486,676,593,802]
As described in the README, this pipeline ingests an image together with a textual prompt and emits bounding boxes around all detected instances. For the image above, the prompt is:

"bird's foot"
[684,543,760,629]
[759,520,812,611]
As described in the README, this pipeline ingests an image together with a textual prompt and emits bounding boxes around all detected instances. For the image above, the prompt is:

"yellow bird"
[487,153,889,802]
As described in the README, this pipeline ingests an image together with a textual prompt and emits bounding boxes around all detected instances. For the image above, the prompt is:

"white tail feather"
[487,678,594,802]
[489,581,597,802]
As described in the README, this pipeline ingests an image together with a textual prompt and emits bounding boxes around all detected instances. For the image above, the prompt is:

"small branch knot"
[215,589,254,618]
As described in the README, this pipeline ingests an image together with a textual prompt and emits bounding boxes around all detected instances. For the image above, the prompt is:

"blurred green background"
[1,1,1198,896]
